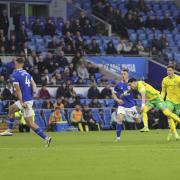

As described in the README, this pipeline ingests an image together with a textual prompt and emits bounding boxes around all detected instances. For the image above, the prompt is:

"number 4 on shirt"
[25,76,31,87]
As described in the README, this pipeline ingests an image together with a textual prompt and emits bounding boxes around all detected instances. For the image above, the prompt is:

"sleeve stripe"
[13,82,19,85]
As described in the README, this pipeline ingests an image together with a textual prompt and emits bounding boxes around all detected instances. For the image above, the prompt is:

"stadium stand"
[0,0,179,132]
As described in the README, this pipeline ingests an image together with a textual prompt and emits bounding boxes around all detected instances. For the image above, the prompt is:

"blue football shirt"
[11,69,33,102]
[114,81,135,108]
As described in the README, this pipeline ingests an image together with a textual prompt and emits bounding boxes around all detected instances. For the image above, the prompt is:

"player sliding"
[161,65,180,141]
[128,78,180,137]
[112,69,140,141]
[0,58,52,147]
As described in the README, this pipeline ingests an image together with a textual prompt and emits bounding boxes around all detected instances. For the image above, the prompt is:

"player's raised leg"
[0,103,19,136]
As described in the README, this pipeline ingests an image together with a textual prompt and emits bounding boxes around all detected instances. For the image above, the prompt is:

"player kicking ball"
[112,69,140,141]
[0,58,52,147]
[128,78,180,140]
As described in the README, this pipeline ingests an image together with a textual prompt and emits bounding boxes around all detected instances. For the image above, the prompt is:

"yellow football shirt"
[137,81,160,100]
[161,74,180,104]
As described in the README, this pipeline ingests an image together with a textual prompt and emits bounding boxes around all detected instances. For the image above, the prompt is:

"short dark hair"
[122,68,129,73]
[16,57,24,64]
[167,65,174,69]
[128,78,137,83]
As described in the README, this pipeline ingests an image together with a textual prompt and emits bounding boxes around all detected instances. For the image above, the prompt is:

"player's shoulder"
[137,81,144,86]
[11,70,19,79]
[174,74,180,80]
[116,80,123,85]
[115,81,122,88]
[163,76,169,81]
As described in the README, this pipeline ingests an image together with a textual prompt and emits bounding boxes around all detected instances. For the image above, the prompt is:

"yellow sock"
[163,109,180,122]
[142,112,148,127]
[85,125,89,132]
[168,118,177,134]
[78,123,84,132]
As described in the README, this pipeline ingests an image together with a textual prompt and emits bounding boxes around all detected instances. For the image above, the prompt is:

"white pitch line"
[0,147,179,151]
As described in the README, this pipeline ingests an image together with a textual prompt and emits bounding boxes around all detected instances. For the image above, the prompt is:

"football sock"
[34,128,47,140]
[142,111,148,128]
[116,122,122,139]
[142,106,150,128]
[168,118,177,134]
[8,118,15,131]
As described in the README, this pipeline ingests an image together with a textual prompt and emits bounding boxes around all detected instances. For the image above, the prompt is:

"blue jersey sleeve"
[11,73,19,85]
[114,82,121,92]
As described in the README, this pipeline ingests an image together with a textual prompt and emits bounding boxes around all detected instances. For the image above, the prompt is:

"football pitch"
[0,130,180,180]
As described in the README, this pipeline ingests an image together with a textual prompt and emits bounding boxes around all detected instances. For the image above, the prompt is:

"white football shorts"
[117,106,139,119]
[15,100,35,118]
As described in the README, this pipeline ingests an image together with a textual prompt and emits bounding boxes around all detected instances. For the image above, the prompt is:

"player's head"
[15,57,25,69]
[121,69,129,82]
[128,78,138,90]
[167,65,174,77]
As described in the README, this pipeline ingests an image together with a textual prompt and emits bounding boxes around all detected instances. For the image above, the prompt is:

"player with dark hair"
[161,65,180,140]
[128,78,180,135]
[0,58,52,147]
[112,69,139,141]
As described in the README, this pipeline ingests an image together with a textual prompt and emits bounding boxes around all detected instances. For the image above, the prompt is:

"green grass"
[0,130,180,180]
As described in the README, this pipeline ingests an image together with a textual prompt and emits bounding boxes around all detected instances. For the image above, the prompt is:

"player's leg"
[24,101,52,147]
[0,102,20,136]
[115,107,125,141]
[25,116,51,147]
[162,108,180,122]
[167,118,180,141]
[164,101,180,141]
[140,105,152,132]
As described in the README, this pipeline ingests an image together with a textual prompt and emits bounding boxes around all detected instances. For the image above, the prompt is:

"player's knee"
[162,109,171,117]
[142,106,149,113]
[25,117,34,127]
[117,113,124,123]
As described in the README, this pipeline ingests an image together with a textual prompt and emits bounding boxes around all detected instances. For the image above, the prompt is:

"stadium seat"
[35,112,46,129]
[98,99,105,106]
[142,40,149,48]
[174,53,180,62]
[91,109,103,124]
[129,33,137,42]
[104,99,114,107]
[34,100,43,109]
[103,109,112,125]
[138,33,146,41]
[43,109,53,126]
[174,34,180,41]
